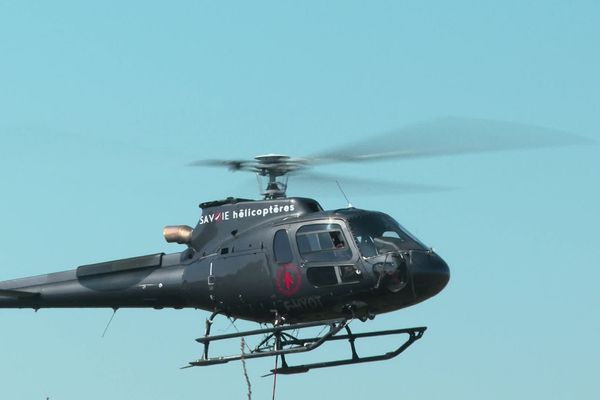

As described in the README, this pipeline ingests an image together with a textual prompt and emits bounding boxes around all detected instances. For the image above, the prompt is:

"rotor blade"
[310,117,593,164]
[287,171,454,196]
[187,157,310,174]
[187,159,253,171]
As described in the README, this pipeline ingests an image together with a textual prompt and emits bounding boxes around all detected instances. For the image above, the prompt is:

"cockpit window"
[296,224,352,262]
[348,213,426,257]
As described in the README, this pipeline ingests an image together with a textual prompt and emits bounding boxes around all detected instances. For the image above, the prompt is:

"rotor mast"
[254,155,302,200]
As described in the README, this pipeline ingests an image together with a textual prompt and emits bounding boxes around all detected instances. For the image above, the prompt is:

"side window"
[339,265,362,283]
[273,229,293,264]
[307,266,338,287]
[296,224,352,262]
[306,265,362,287]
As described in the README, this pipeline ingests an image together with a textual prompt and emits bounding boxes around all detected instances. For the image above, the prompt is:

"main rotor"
[249,154,308,199]
[189,117,589,200]
[191,154,311,199]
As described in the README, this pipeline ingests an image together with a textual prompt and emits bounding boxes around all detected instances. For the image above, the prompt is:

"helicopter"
[0,117,588,375]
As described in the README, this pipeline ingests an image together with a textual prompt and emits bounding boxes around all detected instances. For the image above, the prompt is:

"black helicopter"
[0,117,587,375]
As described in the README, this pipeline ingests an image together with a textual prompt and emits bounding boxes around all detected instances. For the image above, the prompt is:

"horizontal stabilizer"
[0,289,40,298]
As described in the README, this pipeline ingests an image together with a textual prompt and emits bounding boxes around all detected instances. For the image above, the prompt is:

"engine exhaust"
[163,225,193,245]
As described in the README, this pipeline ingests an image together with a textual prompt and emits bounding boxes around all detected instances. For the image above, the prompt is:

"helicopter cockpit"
[346,212,427,258]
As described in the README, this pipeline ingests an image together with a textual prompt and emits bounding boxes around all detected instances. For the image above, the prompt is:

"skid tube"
[184,315,427,375]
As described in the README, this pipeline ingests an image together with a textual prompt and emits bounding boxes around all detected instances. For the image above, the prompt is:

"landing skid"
[184,314,426,375]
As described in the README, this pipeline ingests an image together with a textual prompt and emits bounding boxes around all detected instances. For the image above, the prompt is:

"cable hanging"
[240,338,252,400]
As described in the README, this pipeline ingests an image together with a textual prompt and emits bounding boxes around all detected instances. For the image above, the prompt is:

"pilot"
[331,232,346,248]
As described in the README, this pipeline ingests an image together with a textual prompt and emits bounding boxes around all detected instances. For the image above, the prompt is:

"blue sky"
[0,1,598,399]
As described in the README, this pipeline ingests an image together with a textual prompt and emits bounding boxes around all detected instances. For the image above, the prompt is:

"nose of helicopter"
[411,251,450,300]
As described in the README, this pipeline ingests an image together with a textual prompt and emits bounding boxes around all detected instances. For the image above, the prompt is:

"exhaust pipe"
[163,225,193,245]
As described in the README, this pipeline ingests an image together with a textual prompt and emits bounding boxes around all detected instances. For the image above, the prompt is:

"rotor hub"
[253,155,303,199]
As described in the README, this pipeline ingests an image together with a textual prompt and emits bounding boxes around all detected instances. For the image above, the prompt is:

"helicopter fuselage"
[0,197,449,324]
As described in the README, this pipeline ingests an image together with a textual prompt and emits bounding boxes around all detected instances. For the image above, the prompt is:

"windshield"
[347,212,427,257]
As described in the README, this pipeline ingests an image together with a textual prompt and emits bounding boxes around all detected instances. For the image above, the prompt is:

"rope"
[240,338,252,400]
[231,318,253,353]
[271,354,279,400]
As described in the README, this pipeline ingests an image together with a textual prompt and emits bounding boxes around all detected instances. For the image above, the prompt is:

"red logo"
[275,263,302,297]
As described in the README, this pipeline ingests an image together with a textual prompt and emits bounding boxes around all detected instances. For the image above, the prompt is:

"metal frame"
[184,313,426,375]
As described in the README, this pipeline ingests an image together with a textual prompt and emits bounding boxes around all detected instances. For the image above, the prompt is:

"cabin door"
[211,252,273,310]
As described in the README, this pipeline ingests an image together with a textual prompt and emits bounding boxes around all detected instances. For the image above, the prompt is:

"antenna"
[335,180,353,208]
[102,308,118,338]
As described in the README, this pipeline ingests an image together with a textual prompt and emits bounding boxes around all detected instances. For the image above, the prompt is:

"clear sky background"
[0,1,598,399]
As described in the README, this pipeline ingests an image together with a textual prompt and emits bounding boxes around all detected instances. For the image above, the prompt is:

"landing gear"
[271,324,426,375]
[184,313,427,375]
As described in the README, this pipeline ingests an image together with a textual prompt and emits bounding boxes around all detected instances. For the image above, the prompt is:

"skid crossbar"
[186,318,348,368]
